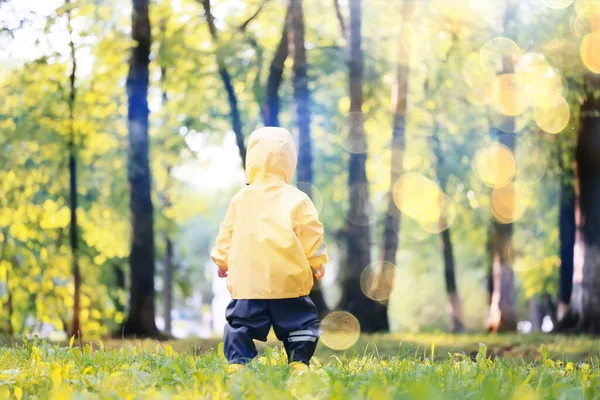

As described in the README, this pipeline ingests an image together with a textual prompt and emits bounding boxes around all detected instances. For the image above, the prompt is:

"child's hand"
[313,265,325,281]
[218,268,228,278]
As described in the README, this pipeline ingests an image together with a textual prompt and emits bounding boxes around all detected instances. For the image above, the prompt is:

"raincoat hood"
[246,127,298,184]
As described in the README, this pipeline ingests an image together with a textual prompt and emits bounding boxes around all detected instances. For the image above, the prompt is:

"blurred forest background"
[1,0,600,341]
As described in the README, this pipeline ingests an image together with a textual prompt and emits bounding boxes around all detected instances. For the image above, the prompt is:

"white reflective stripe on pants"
[288,336,317,343]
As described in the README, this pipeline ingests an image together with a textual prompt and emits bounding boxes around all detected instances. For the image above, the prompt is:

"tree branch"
[333,0,347,43]
[262,5,289,126]
[238,0,269,32]
[199,0,247,167]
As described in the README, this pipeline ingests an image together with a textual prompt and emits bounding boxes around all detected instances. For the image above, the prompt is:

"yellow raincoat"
[211,127,328,299]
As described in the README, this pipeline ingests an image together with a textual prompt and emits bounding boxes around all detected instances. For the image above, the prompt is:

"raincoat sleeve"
[294,196,329,268]
[211,197,238,269]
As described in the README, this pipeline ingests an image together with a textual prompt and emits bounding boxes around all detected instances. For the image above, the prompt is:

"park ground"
[1,333,600,399]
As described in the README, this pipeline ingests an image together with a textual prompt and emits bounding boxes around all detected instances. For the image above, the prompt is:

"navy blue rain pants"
[224,296,320,366]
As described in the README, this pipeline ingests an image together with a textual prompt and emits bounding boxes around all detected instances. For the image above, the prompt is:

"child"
[211,127,328,372]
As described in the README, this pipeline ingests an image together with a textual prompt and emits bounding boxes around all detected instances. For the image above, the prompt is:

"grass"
[0,334,599,399]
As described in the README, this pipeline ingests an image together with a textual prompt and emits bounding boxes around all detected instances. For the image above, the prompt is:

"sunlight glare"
[533,93,570,134]
[320,311,361,351]
[360,262,395,303]
[580,32,600,74]
[474,143,516,188]
[479,37,521,75]
[490,181,530,224]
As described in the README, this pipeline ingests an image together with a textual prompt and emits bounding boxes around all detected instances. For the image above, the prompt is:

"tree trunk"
[486,228,494,305]
[376,19,411,331]
[487,0,519,333]
[67,4,81,339]
[289,0,312,191]
[333,0,348,42]
[529,297,542,332]
[202,0,246,168]
[425,35,464,333]
[558,179,575,321]
[1,230,11,335]
[287,0,328,316]
[380,49,407,266]
[338,0,386,333]
[262,8,289,127]
[432,127,464,333]
[6,267,12,336]
[571,73,600,334]
[163,234,174,335]
[114,263,126,314]
[487,136,518,332]
[124,0,159,338]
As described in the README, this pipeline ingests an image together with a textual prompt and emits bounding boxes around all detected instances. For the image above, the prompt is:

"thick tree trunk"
[338,0,386,333]
[487,137,518,332]
[114,263,126,314]
[288,0,328,315]
[163,234,174,335]
[571,73,600,334]
[487,0,518,333]
[289,0,312,191]
[558,179,575,321]
[202,0,246,168]
[262,8,288,127]
[67,5,81,339]
[124,0,159,337]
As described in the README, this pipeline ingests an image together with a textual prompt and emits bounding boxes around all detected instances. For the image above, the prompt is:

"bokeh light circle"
[507,230,539,271]
[533,94,570,134]
[544,39,580,69]
[474,143,516,188]
[297,182,323,214]
[516,53,566,106]
[569,15,589,39]
[359,262,395,303]
[320,311,361,351]
[336,112,373,154]
[491,74,529,116]
[480,37,521,74]
[489,108,530,134]
[467,84,493,105]
[490,181,531,224]
[344,183,374,226]
[575,0,600,19]
[418,194,457,234]
[463,52,495,88]
[580,32,600,74]
[515,143,547,184]
[399,215,432,243]
[542,0,574,9]
[393,173,444,224]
